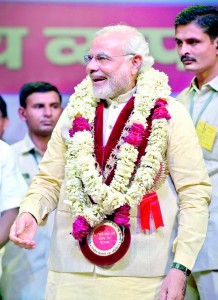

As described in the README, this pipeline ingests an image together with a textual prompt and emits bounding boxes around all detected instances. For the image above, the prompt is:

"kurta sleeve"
[167,100,211,270]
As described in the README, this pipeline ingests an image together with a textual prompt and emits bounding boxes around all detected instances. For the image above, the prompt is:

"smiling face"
[175,22,218,82]
[86,32,142,99]
[18,91,62,137]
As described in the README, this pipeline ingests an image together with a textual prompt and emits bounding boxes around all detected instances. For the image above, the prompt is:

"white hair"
[95,24,154,73]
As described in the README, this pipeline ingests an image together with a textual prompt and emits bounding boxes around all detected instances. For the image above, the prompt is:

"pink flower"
[72,216,91,241]
[130,123,145,134]
[152,98,171,120]
[69,116,91,138]
[124,123,145,147]
[113,204,130,228]
[152,107,171,120]
[155,98,167,107]
[125,133,142,147]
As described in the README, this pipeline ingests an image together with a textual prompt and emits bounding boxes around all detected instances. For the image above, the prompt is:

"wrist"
[171,262,191,277]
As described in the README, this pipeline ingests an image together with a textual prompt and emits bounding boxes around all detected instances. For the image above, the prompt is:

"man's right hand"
[9,212,38,250]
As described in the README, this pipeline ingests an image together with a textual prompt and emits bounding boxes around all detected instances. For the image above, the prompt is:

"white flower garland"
[64,68,171,227]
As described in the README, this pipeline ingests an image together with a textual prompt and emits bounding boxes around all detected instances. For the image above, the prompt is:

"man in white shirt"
[0,140,27,277]
[175,5,218,299]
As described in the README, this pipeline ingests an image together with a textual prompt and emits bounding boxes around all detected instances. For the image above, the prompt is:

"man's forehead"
[176,23,205,35]
[90,34,126,53]
[26,92,61,104]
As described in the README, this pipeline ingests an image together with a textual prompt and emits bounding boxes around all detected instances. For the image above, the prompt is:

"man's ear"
[131,54,143,75]
[3,118,9,131]
[214,37,218,52]
[18,107,27,122]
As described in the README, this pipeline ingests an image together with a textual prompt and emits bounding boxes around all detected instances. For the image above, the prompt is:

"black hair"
[0,95,8,118]
[19,82,62,108]
[175,5,218,41]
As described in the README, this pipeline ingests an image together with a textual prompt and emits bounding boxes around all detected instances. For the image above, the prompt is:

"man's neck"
[196,65,218,89]
[29,132,51,155]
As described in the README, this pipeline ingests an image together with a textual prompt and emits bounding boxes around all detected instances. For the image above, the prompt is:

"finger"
[9,222,19,240]
[160,290,167,300]
[15,217,28,235]
[13,237,36,249]
[10,224,35,246]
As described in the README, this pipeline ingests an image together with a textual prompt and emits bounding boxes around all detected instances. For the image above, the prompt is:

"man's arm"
[160,99,211,299]
[0,207,18,248]
[167,100,211,268]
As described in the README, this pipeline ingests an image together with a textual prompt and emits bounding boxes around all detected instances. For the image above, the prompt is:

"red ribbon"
[140,192,164,230]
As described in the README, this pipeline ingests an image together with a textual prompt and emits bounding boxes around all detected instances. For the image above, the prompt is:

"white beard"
[91,64,132,99]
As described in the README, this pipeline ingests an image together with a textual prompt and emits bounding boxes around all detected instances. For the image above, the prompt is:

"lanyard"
[189,90,215,127]
[30,148,39,168]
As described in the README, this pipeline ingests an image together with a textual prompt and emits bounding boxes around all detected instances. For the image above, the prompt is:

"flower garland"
[64,67,172,241]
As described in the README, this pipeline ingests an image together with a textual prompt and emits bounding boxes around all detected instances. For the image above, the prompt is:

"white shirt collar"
[104,87,136,107]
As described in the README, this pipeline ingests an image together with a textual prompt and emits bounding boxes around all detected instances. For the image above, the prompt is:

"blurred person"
[175,5,218,300]
[9,25,211,300]
[0,82,63,300]
[0,96,9,140]
[0,140,27,278]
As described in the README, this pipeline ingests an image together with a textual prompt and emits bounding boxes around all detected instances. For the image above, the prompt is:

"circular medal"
[79,220,131,266]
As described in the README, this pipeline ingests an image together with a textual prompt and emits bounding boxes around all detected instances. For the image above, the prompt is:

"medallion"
[79,220,131,266]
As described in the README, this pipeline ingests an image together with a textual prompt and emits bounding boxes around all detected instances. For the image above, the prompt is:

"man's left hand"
[160,268,187,300]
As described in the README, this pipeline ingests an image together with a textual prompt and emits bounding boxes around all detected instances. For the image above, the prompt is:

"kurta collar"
[104,87,136,107]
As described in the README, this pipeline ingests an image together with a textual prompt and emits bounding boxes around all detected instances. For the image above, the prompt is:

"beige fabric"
[18,98,211,277]
[45,270,164,300]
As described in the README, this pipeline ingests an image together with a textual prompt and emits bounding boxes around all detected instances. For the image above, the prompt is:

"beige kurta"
[18,97,211,282]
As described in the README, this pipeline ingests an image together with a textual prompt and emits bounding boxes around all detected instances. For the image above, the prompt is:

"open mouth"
[91,76,107,84]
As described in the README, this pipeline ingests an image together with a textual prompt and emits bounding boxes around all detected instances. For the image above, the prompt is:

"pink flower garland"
[69,116,92,240]
[124,123,145,147]
[152,99,171,120]
[69,98,171,241]
[71,216,91,241]
[69,116,91,137]
[113,204,130,228]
